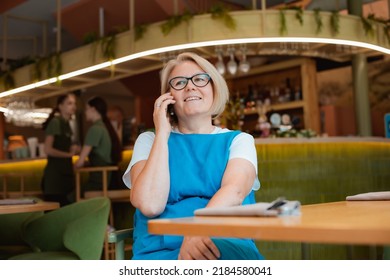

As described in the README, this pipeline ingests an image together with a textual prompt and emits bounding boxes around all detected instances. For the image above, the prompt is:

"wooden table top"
[0,201,60,214]
[148,201,390,245]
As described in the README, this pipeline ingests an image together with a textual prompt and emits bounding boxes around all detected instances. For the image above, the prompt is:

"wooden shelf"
[227,58,320,132]
[243,101,305,116]
[270,100,305,111]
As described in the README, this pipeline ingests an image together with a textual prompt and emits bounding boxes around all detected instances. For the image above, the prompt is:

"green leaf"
[100,34,116,61]
[135,24,148,41]
[210,3,236,30]
[279,9,287,35]
[160,11,193,36]
[361,16,375,38]
[314,9,323,34]
[82,31,98,45]
[287,6,304,26]
[330,10,340,36]
[33,56,44,81]
[0,70,15,90]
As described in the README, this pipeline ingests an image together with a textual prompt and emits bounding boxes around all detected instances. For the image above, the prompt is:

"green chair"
[0,211,43,259]
[107,228,133,260]
[384,246,390,260]
[9,197,110,260]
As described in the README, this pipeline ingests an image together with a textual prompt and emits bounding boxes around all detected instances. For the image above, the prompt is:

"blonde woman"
[123,52,263,260]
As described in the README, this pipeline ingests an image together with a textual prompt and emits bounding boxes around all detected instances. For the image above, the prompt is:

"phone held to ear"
[167,104,174,116]
[167,104,176,123]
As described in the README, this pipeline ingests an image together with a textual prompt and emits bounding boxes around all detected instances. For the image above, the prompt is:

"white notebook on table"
[194,200,301,217]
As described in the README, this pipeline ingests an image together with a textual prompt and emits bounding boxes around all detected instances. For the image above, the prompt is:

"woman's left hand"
[178,236,220,260]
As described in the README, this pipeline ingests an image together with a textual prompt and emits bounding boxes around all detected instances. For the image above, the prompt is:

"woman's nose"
[185,80,196,90]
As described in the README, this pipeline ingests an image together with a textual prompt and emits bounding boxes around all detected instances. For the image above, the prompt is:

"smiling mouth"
[184,96,202,102]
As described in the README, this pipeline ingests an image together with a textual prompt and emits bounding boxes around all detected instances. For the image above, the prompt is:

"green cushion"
[0,212,43,245]
[19,197,110,260]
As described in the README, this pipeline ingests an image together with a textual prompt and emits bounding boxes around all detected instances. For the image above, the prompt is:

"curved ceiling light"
[1,36,390,103]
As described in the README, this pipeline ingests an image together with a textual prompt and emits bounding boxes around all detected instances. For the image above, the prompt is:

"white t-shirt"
[122,127,261,190]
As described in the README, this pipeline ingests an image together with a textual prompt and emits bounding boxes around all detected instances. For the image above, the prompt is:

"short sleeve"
[45,118,61,136]
[122,131,155,188]
[229,132,261,191]
[84,125,103,147]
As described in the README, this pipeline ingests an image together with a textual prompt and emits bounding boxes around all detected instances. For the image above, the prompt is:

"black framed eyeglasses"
[168,73,211,90]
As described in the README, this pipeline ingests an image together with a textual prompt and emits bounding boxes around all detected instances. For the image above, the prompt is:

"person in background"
[74,96,122,192]
[42,93,79,206]
[122,52,263,260]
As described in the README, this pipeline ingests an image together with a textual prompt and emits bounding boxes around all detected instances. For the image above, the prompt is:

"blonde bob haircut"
[160,52,229,119]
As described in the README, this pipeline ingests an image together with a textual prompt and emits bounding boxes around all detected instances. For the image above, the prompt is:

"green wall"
[2,141,389,259]
[254,141,390,259]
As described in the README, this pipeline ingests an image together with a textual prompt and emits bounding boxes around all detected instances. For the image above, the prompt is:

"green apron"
[42,116,75,196]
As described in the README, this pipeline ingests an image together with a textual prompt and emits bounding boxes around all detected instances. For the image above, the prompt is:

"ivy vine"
[361,15,375,38]
[314,9,323,34]
[289,6,304,26]
[363,14,390,44]
[32,52,62,84]
[160,4,236,36]
[160,11,193,36]
[209,3,236,30]
[278,6,305,35]
[0,70,15,90]
[135,24,148,41]
[100,34,116,61]
[330,10,340,36]
[279,9,287,35]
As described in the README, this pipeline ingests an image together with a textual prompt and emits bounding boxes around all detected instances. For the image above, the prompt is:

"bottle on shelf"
[294,84,302,101]
[245,84,256,111]
[285,78,293,102]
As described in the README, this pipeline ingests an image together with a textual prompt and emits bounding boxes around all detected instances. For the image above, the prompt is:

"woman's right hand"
[178,236,220,260]
[153,92,176,139]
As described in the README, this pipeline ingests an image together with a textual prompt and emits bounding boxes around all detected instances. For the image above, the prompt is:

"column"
[347,0,372,136]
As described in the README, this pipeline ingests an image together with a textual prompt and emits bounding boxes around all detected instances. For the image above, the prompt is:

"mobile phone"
[167,104,176,124]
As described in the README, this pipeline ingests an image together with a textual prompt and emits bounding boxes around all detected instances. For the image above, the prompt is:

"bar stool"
[0,172,37,199]
[75,166,130,260]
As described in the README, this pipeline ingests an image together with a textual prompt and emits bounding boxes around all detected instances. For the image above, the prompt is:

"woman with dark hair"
[75,96,122,192]
[42,93,79,206]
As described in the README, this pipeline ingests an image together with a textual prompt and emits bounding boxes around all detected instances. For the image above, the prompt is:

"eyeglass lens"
[169,73,211,90]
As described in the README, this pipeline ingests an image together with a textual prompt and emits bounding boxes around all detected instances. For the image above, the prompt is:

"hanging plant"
[279,9,287,35]
[330,10,340,36]
[209,3,236,31]
[384,23,390,44]
[83,31,99,45]
[0,70,15,90]
[100,34,116,61]
[51,52,62,85]
[135,24,148,41]
[288,6,304,26]
[9,56,35,70]
[314,9,323,34]
[361,15,375,38]
[99,33,117,76]
[161,11,193,36]
[33,56,44,81]
[364,14,390,44]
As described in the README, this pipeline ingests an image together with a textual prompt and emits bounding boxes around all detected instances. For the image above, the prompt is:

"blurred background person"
[42,93,80,206]
[74,96,122,193]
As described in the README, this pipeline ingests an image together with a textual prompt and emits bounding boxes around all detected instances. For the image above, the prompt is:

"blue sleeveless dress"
[132,131,264,260]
